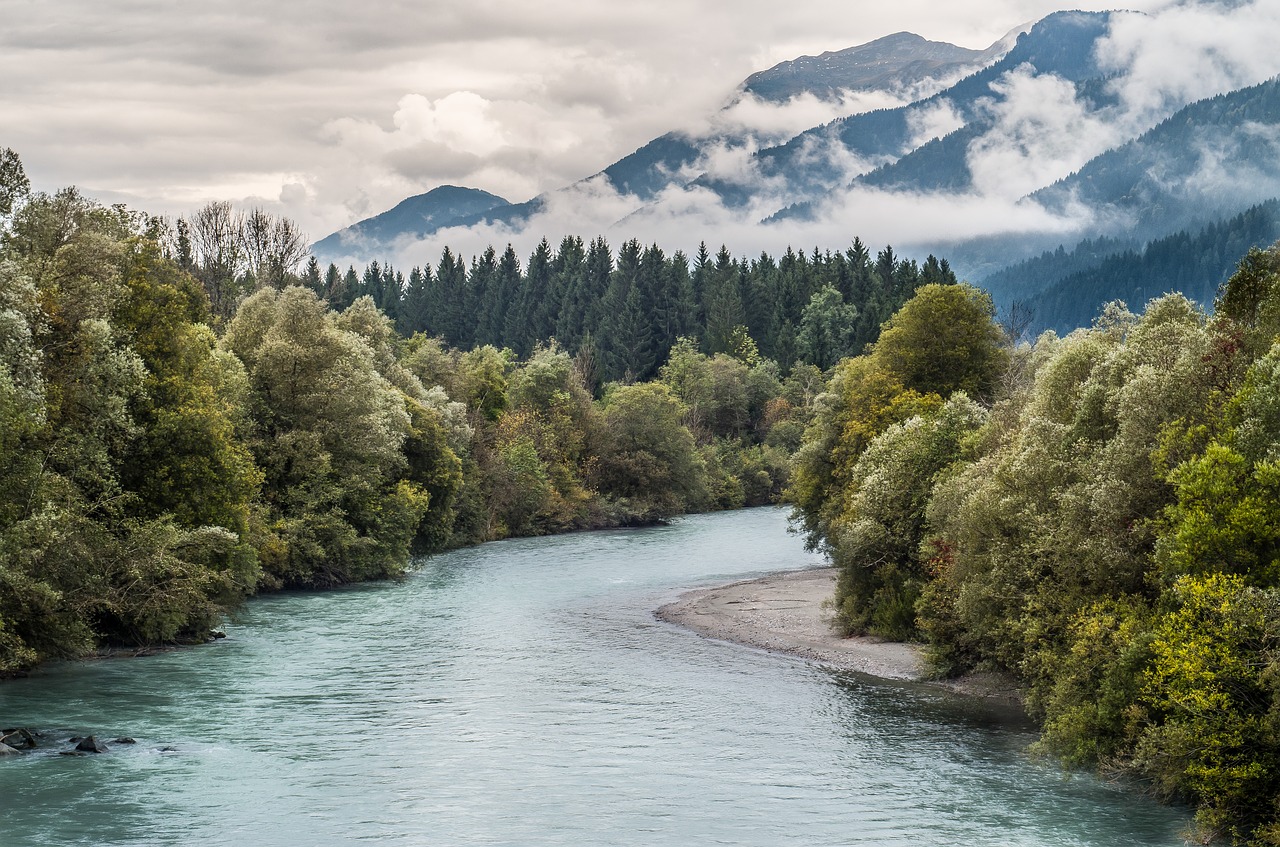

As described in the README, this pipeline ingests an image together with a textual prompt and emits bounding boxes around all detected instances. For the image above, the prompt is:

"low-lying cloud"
[343,0,1280,282]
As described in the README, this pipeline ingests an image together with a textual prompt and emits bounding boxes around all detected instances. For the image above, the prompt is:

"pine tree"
[552,236,588,350]
[399,265,432,337]
[580,237,613,345]
[705,246,746,355]
[435,248,468,347]
[467,247,497,348]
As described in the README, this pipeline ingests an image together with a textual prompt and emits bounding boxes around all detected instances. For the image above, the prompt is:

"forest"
[791,242,1280,843]
[0,148,942,677]
[982,200,1280,332]
[9,141,1280,840]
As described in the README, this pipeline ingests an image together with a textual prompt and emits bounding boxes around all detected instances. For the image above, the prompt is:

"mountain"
[312,185,510,263]
[1031,78,1280,238]
[759,11,1116,214]
[741,31,1000,103]
[963,77,1280,319]
[312,4,1280,338]
[314,29,1014,256]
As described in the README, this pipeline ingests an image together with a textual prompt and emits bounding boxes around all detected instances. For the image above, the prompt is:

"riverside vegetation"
[790,244,1280,843]
[0,147,941,677]
[7,143,1280,841]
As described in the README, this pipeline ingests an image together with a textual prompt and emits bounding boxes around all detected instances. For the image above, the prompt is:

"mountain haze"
[313,27,1015,262]
[312,185,510,263]
[313,1,1280,333]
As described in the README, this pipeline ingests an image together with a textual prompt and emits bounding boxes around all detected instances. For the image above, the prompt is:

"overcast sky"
[1,0,1180,243]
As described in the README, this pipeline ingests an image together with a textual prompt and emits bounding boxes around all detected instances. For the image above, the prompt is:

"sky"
[0,0,1179,250]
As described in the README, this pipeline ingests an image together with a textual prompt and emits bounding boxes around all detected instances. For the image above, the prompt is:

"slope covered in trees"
[982,201,1280,333]
[790,247,1280,843]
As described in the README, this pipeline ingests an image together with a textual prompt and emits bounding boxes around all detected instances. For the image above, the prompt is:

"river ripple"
[1,508,1189,846]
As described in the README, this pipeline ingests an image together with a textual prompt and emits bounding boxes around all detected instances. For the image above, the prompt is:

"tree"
[797,285,858,369]
[827,394,986,638]
[872,283,1008,402]
[0,147,29,218]
[221,286,429,587]
[594,383,706,522]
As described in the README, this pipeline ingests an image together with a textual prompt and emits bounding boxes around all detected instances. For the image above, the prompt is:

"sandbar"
[656,567,1022,701]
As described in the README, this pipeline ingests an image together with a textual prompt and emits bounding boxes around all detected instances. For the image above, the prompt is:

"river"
[1,508,1189,846]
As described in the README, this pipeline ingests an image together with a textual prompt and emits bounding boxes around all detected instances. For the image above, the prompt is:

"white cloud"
[966,65,1126,200]
[1098,0,1280,124]
[0,0,1168,243]
[905,99,966,150]
[308,0,1280,283]
[709,90,913,146]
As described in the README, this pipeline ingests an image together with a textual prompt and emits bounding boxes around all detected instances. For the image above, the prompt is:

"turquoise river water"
[1,508,1190,846]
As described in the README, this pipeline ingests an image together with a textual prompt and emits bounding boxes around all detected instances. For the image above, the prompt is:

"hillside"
[312,185,510,263]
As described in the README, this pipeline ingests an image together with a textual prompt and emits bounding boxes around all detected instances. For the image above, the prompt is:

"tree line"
[984,200,1280,334]
[270,237,956,384]
[790,248,1280,843]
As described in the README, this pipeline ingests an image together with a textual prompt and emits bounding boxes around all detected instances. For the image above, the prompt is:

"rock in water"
[1,728,38,749]
[0,743,21,756]
[74,736,109,753]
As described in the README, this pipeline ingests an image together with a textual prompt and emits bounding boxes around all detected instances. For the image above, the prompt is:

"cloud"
[708,90,914,147]
[1098,0,1280,124]
[1,0,1169,244]
[306,0,1280,286]
[966,65,1126,200]
[905,99,966,150]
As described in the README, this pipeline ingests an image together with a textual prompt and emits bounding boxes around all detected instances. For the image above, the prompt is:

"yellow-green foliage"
[1136,574,1280,842]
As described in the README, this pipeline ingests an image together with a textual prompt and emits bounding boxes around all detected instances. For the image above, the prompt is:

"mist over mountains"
[314,0,1280,331]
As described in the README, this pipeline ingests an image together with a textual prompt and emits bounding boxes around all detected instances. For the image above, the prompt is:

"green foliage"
[1135,575,1280,842]
[787,244,1280,840]
[1035,598,1154,769]
[787,355,942,550]
[348,238,929,382]
[0,182,271,672]
[1217,245,1280,353]
[222,286,429,587]
[828,394,986,638]
[594,382,707,523]
[872,283,1009,402]
[0,147,30,218]
[1158,445,1280,585]
[797,285,858,370]
[0,164,827,676]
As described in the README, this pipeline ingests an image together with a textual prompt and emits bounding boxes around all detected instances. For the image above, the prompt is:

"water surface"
[1,508,1188,845]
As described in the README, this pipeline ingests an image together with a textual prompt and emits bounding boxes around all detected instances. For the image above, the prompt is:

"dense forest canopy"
[282,238,956,385]
[0,148,945,678]
[790,241,1280,844]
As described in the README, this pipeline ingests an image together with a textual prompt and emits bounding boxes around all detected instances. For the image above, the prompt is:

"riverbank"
[656,567,1022,702]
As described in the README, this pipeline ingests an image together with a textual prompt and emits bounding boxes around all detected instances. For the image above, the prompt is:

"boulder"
[74,736,109,753]
[112,737,136,745]
[0,743,21,756]
[0,728,38,749]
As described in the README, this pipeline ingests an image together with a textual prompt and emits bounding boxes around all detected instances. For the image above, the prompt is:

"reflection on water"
[1,508,1187,846]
